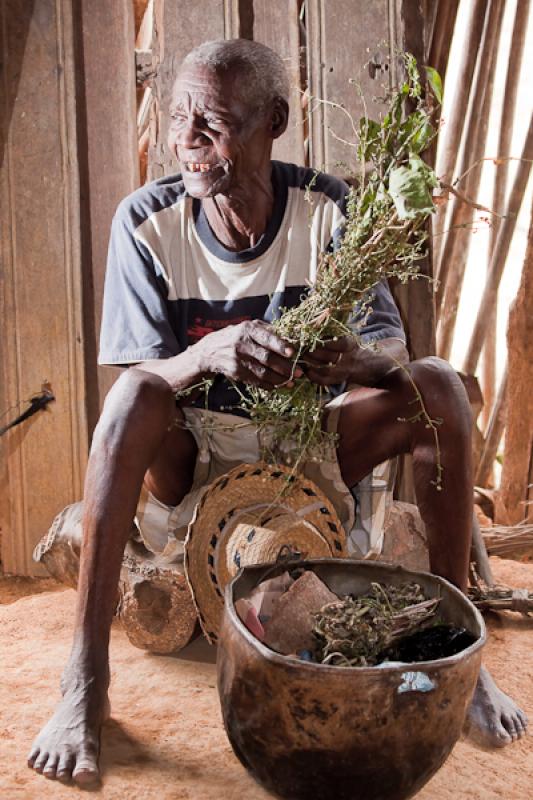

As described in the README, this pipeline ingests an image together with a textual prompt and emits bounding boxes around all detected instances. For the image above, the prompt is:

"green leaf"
[358,117,381,161]
[388,155,437,219]
[425,66,443,103]
[402,110,435,153]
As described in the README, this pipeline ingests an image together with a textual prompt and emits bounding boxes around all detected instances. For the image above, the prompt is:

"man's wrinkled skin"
[28,60,527,787]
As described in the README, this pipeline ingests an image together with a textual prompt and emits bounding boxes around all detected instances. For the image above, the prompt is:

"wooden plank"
[148,0,227,180]
[306,0,391,175]
[392,0,436,361]
[424,0,459,172]
[463,114,533,375]
[427,0,459,78]
[76,0,140,428]
[432,0,486,280]
[253,0,305,165]
[0,0,88,574]
[436,0,504,359]
[481,311,497,434]
[475,365,507,487]
[500,203,533,524]
[482,0,530,429]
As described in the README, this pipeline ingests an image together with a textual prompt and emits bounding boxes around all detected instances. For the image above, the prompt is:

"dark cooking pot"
[217,559,485,800]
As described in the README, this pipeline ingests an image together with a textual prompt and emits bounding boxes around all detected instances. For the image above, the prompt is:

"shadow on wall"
[0,0,36,172]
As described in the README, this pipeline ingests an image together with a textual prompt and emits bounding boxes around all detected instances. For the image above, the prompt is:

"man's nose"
[177,114,210,146]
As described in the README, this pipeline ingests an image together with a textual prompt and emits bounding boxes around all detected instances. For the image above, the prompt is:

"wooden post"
[394,0,437,362]
[253,0,305,165]
[427,0,459,80]
[475,365,508,487]
[500,203,533,524]
[75,0,140,428]
[463,115,533,375]
[424,0,459,175]
[432,0,487,271]
[482,0,530,430]
[436,0,504,359]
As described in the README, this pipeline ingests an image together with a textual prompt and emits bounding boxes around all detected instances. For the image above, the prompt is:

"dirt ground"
[1,558,532,800]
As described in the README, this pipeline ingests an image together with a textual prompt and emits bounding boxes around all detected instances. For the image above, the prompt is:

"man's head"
[168,39,290,198]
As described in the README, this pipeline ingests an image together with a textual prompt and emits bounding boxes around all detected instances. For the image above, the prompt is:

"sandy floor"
[1,558,532,800]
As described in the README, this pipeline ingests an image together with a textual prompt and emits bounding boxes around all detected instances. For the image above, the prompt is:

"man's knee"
[104,368,173,413]
[93,369,175,450]
[408,356,472,435]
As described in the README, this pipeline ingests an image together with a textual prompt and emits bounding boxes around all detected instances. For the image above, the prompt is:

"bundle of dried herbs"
[241,55,443,477]
[312,581,441,667]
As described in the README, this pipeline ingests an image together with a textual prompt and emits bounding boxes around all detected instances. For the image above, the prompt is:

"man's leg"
[28,369,197,784]
[334,356,528,747]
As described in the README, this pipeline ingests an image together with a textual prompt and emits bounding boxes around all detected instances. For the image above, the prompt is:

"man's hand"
[302,337,357,386]
[197,320,302,389]
[304,335,409,387]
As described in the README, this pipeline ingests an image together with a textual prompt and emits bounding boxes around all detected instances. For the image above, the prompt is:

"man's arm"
[134,319,301,392]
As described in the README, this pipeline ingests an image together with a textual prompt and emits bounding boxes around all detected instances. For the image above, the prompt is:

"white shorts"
[134,401,394,563]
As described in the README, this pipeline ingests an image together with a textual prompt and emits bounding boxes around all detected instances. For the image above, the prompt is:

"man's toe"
[512,713,527,738]
[43,754,59,780]
[502,714,519,741]
[33,751,50,773]
[56,751,75,782]
[27,746,40,768]
[72,752,100,787]
[492,722,512,747]
[517,709,528,732]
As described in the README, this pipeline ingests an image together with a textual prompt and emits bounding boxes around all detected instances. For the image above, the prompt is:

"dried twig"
[313,582,441,667]
[481,523,533,560]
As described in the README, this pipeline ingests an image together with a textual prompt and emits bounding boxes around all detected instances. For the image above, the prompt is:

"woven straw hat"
[184,461,347,641]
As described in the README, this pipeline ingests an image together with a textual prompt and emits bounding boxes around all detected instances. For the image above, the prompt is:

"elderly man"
[28,39,526,785]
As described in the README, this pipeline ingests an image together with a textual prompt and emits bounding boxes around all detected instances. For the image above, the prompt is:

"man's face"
[168,63,273,198]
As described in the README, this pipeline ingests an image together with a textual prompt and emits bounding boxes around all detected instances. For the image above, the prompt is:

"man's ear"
[270,97,289,139]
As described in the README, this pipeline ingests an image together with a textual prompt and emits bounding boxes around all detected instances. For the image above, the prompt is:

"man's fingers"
[306,368,340,387]
[304,337,357,366]
[303,349,341,366]
[316,337,356,353]
[241,360,294,389]
[245,343,302,379]
[248,321,295,358]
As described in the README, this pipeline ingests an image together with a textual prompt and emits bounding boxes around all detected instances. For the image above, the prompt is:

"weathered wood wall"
[0,0,88,574]
[75,0,139,428]
[0,0,138,574]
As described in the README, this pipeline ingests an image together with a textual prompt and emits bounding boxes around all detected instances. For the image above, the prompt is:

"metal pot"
[217,559,485,800]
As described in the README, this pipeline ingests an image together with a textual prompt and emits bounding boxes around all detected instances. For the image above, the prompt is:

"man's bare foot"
[27,670,110,786]
[464,665,528,748]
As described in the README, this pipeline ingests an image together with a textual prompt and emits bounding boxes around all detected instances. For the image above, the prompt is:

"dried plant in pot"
[217,559,485,800]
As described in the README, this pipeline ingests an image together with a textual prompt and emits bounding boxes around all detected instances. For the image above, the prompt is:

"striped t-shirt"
[99,160,405,412]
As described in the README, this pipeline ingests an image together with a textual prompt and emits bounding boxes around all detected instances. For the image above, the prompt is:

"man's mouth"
[184,162,219,173]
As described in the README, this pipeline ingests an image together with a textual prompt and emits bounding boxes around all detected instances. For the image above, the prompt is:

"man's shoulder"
[273,161,349,213]
[113,173,188,231]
